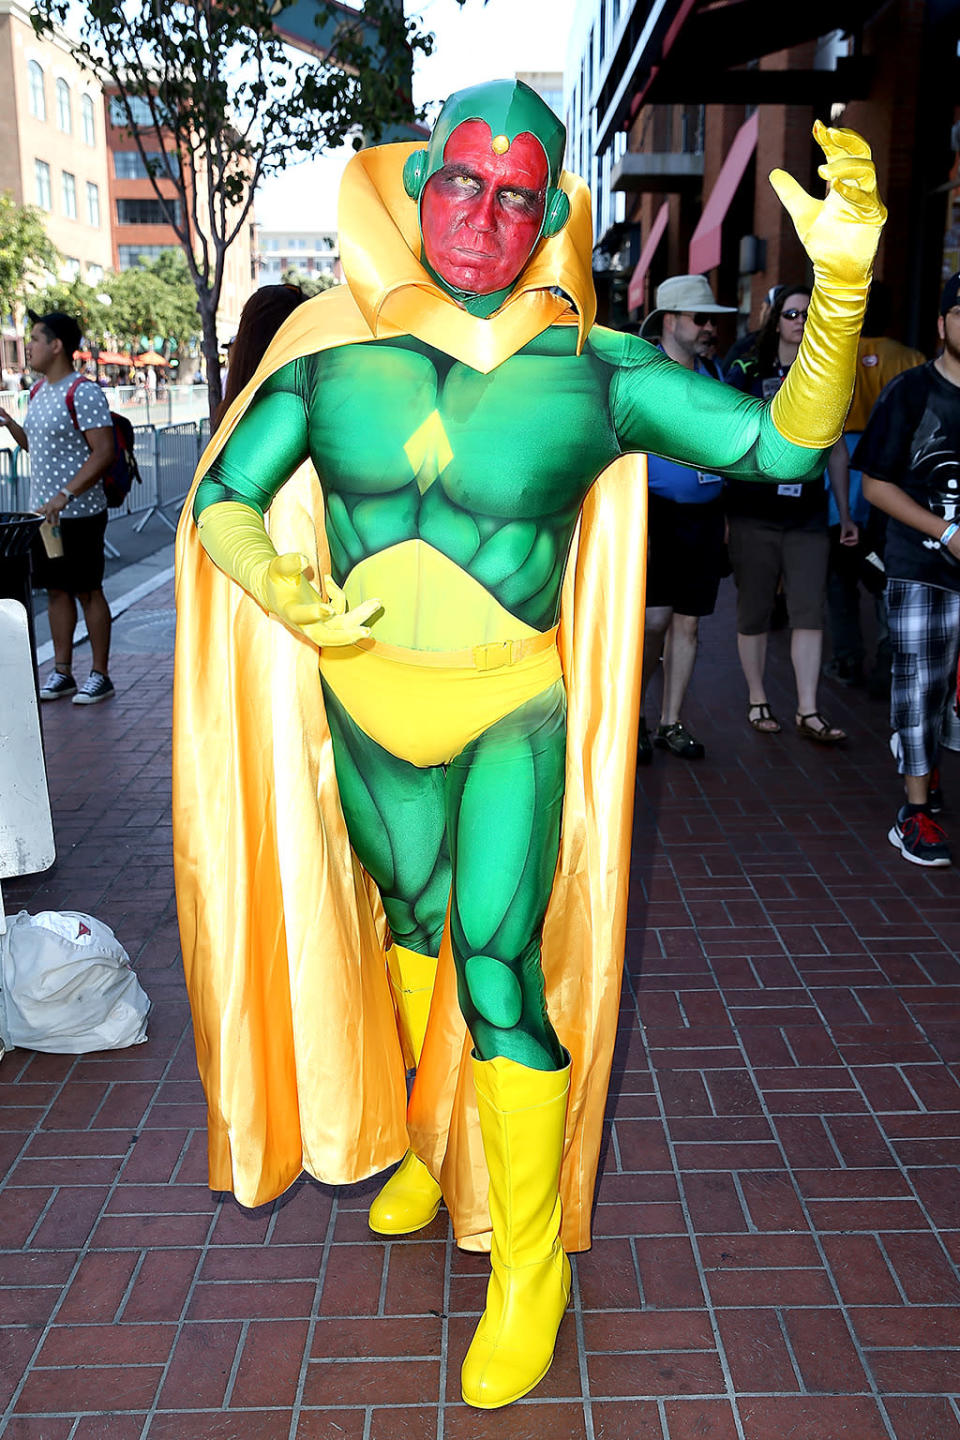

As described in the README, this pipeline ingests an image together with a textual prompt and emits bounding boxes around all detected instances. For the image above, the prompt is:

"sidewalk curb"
[35,546,176,667]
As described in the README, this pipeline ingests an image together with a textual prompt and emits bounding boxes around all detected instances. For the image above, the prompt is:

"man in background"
[0,310,116,703]
[859,274,960,867]
[637,274,736,761]
[825,283,925,692]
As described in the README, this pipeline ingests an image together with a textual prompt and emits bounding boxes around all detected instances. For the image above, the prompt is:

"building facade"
[0,0,112,288]
[104,92,255,348]
[565,0,960,350]
[255,229,341,287]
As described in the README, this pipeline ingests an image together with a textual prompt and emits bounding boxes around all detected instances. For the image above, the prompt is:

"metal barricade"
[139,421,200,533]
[105,383,209,429]
[0,417,203,549]
[0,448,30,513]
[0,447,120,558]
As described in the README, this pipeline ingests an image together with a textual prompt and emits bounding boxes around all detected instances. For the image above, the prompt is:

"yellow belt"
[351,626,559,671]
[319,627,563,768]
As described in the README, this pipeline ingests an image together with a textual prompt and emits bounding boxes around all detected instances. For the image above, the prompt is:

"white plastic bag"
[0,911,150,1054]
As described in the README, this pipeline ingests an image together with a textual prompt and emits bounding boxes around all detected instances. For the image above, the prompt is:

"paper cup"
[39,521,63,558]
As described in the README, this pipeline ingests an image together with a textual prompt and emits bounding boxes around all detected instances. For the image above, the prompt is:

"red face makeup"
[420,119,548,296]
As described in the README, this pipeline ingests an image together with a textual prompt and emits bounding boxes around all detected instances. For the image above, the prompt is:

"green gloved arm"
[611,123,885,479]
[193,359,380,646]
[610,339,825,483]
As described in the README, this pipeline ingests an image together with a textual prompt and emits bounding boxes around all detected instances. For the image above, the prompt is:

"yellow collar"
[337,142,597,374]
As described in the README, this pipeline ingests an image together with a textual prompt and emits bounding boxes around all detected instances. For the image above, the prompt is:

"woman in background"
[215,284,307,431]
[724,285,855,743]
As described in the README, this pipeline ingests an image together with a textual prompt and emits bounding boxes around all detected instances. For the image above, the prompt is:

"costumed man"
[174,80,885,1409]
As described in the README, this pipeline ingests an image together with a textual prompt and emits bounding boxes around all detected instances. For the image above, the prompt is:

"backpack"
[29,375,142,508]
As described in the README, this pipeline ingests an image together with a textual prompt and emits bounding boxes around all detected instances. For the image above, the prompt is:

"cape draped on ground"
[173,143,647,1250]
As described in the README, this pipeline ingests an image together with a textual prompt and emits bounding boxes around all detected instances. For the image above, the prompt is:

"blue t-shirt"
[646,351,724,504]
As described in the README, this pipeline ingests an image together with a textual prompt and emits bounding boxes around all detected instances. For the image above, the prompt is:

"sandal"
[748,702,780,734]
[796,711,847,745]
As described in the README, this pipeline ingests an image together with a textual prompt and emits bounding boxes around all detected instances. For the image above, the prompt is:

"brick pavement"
[1,579,959,1439]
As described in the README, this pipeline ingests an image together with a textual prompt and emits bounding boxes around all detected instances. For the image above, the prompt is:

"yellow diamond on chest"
[403,409,454,495]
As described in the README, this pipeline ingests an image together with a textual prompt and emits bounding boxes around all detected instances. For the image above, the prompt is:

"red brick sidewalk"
[2,580,959,1439]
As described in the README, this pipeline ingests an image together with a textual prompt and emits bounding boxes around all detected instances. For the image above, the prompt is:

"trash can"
[0,513,43,696]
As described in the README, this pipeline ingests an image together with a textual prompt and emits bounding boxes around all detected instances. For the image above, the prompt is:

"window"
[61,171,77,219]
[28,61,45,121]
[113,149,179,180]
[87,263,104,284]
[56,78,71,133]
[116,196,181,226]
[109,94,160,128]
[34,159,51,210]
[86,181,100,227]
[81,94,95,146]
[63,257,80,280]
[117,244,178,268]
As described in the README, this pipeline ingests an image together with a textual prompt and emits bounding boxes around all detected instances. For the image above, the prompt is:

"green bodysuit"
[194,325,823,1070]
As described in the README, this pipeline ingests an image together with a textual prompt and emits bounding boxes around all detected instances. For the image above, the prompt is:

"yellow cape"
[173,143,646,1251]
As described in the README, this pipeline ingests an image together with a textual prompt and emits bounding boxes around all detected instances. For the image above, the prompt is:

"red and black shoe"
[888,805,952,868]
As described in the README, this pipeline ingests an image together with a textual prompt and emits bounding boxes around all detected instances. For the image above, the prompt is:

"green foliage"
[103,252,200,355]
[30,0,440,414]
[24,276,111,346]
[0,192,60,322]
[281,267,338,298]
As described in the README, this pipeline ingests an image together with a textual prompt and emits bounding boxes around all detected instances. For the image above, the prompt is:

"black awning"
[596,0,886,148]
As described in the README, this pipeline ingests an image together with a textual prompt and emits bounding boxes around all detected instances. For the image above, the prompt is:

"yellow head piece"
[491,134,510,156]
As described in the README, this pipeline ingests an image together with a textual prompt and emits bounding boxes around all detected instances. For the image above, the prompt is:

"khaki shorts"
[727,517,829,635]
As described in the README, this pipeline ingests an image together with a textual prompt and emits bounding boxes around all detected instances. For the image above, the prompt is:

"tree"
[24,276,112,347]
[32,1,437,419]
[281,266,338,298]
[0,191,60,325]
[103,252,201,359]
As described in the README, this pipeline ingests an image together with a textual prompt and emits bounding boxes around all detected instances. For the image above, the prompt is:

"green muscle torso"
[308,331,614,629]
[196,323,825,634]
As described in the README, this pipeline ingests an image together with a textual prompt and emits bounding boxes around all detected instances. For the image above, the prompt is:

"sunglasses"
[781,308,809,321]
[674,312,718,326]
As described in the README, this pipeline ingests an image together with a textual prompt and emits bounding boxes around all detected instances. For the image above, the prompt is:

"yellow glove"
[770,121,887,288]
[768,122,887,449]
[196,500,380,646]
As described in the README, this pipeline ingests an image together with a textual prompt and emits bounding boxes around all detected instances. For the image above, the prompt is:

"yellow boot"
[368,943,443,1236]
[461,1054,571,1409]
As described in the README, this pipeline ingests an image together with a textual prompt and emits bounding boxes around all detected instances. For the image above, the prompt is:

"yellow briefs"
[318,628,562,768]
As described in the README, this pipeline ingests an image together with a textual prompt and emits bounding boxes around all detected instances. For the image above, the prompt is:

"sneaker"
[888,805,951,867]
[636,716,653,767]
[72,672,115,706]
[654,722,705,760]
[39,670,77,702]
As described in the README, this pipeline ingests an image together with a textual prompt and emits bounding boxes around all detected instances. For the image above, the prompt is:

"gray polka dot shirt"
[25,375,112,516]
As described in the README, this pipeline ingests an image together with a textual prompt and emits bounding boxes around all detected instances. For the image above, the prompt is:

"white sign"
[0,599,55,895]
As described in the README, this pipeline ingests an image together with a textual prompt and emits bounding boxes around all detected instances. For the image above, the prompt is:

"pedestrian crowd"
[637,271,960,871]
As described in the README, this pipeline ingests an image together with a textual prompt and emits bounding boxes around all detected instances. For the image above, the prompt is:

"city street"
[2,573,958,1439]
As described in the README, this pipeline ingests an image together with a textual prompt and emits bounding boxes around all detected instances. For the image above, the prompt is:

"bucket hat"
[639,274,736,338]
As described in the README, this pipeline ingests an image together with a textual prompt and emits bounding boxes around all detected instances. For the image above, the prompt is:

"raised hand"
[769,121,887,288]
